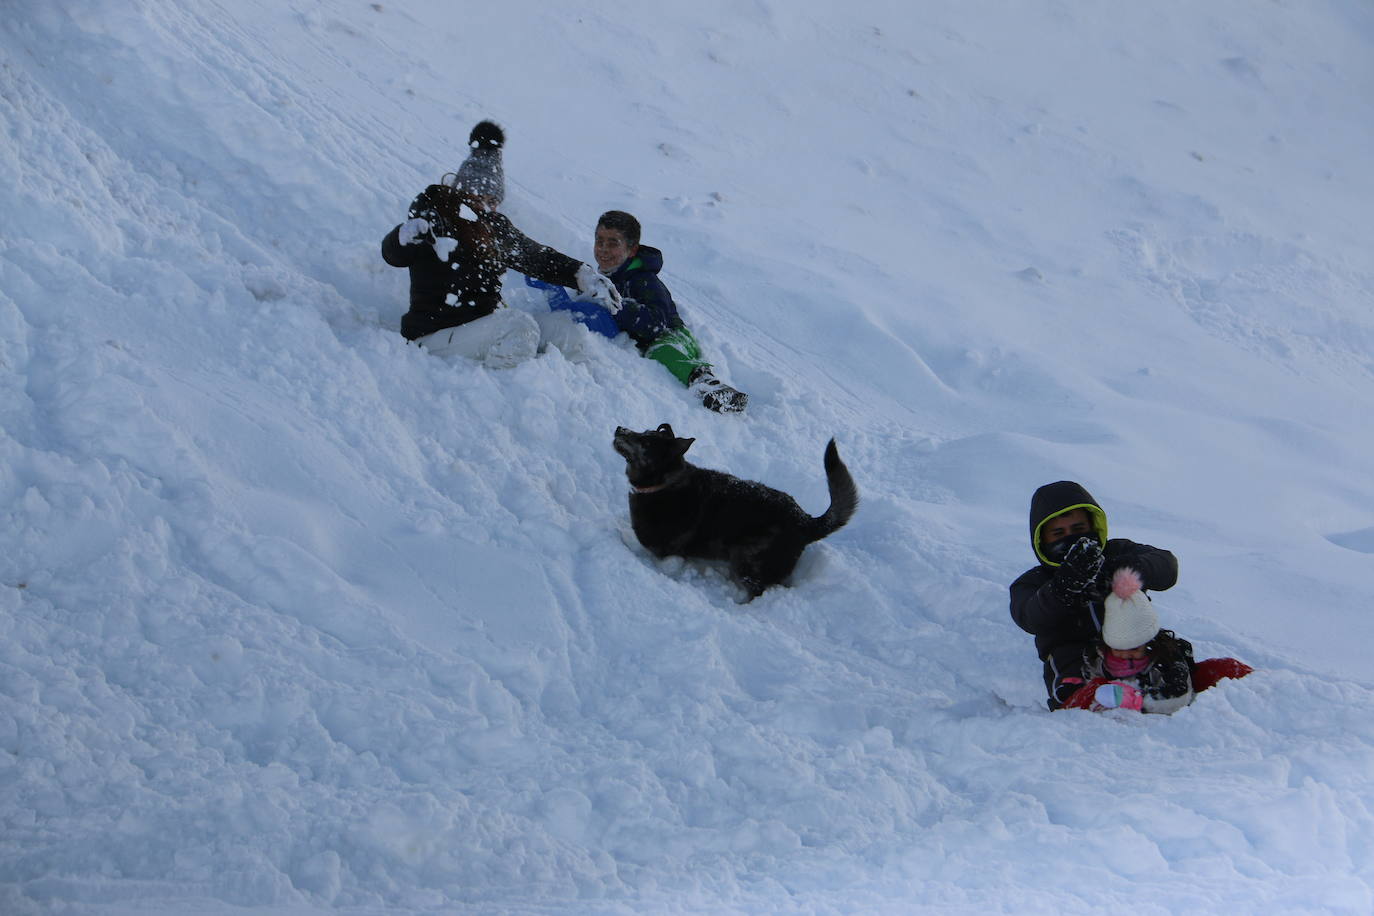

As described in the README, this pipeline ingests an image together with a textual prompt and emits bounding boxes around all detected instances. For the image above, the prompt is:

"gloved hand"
[575,263,622,314]
[1093,681,1144,712]
[1050,536,1104,604]
[399,217,433,247]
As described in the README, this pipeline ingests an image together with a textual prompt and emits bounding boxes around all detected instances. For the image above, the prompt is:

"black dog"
[612,424,859,599]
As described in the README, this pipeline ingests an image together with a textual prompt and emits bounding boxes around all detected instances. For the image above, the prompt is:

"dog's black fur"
[612,424,859,599]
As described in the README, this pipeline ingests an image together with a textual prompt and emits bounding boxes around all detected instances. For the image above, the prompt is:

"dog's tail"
[807,439,859,542]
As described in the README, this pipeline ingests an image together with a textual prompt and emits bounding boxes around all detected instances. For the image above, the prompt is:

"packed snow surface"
[3,1,1373,912]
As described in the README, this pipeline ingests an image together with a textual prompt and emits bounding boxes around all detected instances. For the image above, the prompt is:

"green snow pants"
[644,326,711,386]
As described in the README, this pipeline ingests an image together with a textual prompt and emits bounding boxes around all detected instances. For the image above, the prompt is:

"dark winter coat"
[381,184,583,340]
[1080,630,1196,714]
[1008,481,1178,709]
[605,246,685,349]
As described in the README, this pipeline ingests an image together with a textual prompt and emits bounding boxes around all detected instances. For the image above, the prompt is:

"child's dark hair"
[597,210,641,247]
[1146,629,1188,665]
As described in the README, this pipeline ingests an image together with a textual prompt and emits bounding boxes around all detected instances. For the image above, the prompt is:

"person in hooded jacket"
[381,120,621,368]
[1009,480,1181,710]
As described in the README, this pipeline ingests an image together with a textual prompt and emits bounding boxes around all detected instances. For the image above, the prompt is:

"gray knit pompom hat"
[454,120,505,202]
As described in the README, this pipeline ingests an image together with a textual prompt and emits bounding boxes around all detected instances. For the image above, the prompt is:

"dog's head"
[613,424,695,490]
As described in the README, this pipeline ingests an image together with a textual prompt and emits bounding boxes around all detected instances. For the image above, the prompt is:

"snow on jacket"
[1008,480,1178,709]
[605,245,685,348]
[381,184,583,340]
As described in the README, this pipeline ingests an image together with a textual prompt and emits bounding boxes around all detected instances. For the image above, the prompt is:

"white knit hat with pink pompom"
[1101,567,1160,650]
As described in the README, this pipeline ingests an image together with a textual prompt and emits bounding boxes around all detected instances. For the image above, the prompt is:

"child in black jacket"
[381,121,620,367]
[1009,480,1179,709]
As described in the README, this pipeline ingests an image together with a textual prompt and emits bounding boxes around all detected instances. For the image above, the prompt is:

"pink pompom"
[1111,567,1142,599]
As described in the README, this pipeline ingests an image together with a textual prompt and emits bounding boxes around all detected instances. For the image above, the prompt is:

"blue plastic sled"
[524,276,620,339]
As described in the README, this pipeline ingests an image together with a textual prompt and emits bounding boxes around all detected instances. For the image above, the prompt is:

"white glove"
[399,217,432,246]
[575,263,622,314]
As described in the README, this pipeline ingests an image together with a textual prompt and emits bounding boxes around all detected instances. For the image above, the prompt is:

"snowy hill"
[3,1,1374,912]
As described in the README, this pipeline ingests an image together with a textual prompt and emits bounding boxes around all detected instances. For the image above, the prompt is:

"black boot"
[689,366,748,413]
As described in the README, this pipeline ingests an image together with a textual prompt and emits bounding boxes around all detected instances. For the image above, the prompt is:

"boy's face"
[1041,508,1093,549]
[594,226,637,274]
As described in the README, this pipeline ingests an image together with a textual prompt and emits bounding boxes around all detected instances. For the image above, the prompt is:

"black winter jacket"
[606,246,685,348]
[382,184,583,340]
[1009,480,1178,708]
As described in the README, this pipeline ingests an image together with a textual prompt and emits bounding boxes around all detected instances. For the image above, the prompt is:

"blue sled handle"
[524,275,620,338]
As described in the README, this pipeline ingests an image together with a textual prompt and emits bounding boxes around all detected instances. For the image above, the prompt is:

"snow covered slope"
[3,1,1373,912]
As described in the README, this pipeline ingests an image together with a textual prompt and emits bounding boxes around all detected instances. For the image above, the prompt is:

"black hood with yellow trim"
[1029,480,1109,566]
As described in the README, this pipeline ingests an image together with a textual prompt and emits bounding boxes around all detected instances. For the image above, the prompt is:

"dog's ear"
[656,423,674,437]
[675,437,695,455]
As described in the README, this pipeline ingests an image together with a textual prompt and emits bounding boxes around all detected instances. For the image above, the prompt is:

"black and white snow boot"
[689,366,748,413]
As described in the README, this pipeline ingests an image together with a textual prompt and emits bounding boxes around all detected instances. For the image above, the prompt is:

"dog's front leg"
[728,553,767,601]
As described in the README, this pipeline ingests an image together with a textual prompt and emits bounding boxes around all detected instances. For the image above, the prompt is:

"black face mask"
[1042,534,1090,564]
